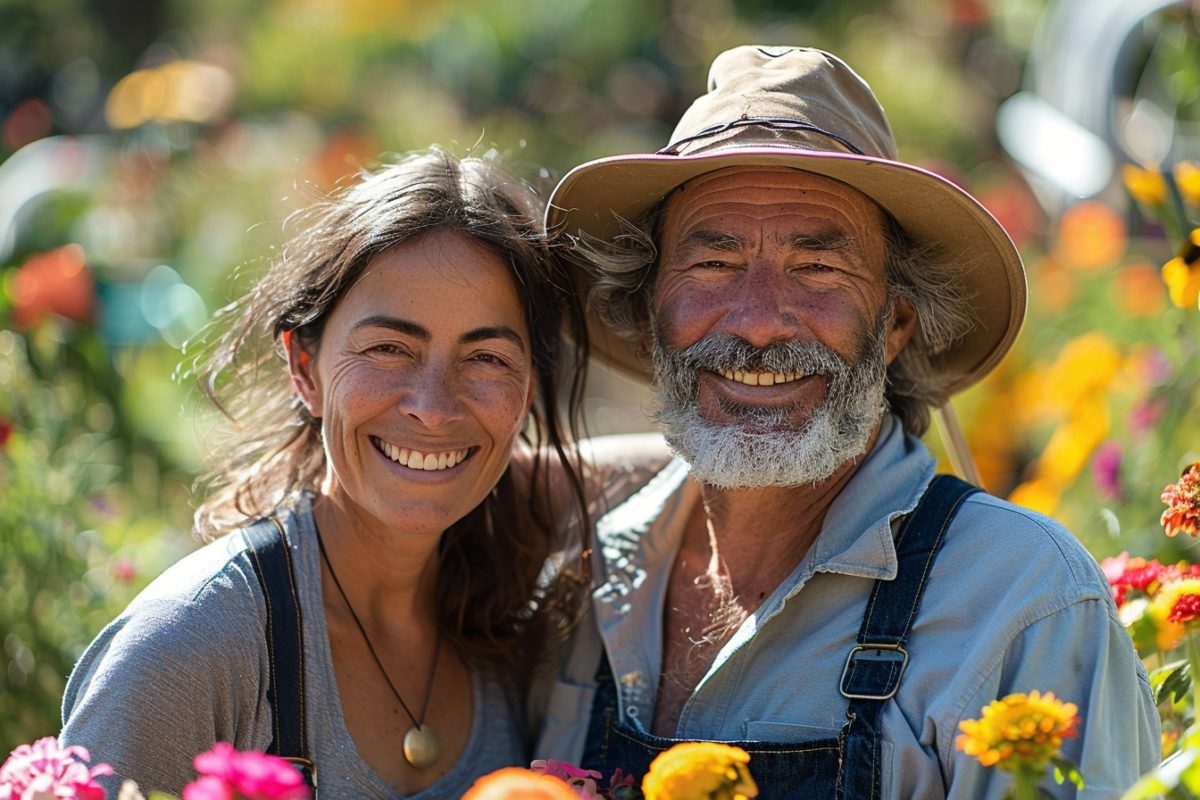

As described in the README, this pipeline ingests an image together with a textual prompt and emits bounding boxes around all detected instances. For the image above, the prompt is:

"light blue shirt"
[535,416,1159,798]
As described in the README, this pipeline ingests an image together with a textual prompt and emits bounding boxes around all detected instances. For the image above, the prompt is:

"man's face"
[649,166,915,488]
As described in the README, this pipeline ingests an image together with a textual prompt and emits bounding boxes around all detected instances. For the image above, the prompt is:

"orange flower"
[1054,202,1126,270]
[462,767,579,800]
[956,691,1080,772]
[1113,262,1167,317]
[1162,464,1200,537]
[10,244,94,328]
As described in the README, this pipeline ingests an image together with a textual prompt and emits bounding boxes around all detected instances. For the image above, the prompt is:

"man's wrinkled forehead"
[655,165,889,261]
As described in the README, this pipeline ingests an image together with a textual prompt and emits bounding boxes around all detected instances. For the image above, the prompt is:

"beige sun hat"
[546,45,1026,398]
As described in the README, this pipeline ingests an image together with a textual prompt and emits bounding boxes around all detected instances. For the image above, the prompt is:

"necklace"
[317,534,442,769]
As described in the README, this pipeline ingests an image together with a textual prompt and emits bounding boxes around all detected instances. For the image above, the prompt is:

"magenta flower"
[1091,441,1124,502]
[0,736,112,800]
[530,760,604,799]
[184,744,308,800]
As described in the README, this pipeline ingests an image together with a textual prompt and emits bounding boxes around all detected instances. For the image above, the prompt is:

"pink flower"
[183,775,235,800]
[1091,441,1124,502]
[184,744,308,800]
[529,760,604,799]
[0,736,112,800]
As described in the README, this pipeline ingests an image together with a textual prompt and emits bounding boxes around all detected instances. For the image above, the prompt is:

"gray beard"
[651,314,891,489]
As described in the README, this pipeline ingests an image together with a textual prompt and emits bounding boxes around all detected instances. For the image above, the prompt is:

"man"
[533,46,1158,798]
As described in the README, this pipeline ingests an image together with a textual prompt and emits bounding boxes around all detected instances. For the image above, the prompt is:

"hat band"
[658,117,866,157]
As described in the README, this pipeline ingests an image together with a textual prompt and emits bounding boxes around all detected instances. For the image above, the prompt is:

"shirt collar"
[805,415,937,581]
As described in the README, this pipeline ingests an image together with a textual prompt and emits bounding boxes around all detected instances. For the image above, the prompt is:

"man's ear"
[282,330,322,418]
[884,296,918,365]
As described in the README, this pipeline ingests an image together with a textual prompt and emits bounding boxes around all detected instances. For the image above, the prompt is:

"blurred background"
[2,0,1198,751]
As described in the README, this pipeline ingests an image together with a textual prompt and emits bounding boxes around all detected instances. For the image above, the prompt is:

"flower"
[1162,463,1200,537]
[183,744,308,800]
[1151,578,1200,625]
[462,767,581,800]
[0,416,12,450]
[1175,161,1200,208]
[1160,229,1200,309]
[955,690,1080,772]
[0,736,112,800]
[641,742,758,800]
[10,244,95,329]
[529,760,604,799]
[1122,163,1169,207]
[1091,441,1123,502]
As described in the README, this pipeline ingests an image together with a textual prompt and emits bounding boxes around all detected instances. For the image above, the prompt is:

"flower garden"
[3,0,1200,797]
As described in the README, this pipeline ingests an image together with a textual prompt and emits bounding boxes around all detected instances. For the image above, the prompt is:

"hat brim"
[546,146,1026,396]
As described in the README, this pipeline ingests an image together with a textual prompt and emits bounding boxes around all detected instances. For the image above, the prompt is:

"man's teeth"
[718,369,804,386]
[376,439,469,471]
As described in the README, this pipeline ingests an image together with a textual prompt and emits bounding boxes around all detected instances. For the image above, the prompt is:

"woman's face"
[290,228,534,539]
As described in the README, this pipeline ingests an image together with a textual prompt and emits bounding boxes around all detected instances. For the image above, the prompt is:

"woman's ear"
[282,330,322,418]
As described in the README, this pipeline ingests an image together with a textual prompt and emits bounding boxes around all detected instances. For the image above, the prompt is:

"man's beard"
[651,312,892,489]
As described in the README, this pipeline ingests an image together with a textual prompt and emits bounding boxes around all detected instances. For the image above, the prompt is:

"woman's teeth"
[718,369,804,386]
[375,439,469,471]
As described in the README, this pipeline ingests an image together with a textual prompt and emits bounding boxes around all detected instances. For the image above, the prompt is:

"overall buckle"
[839,643,909,700]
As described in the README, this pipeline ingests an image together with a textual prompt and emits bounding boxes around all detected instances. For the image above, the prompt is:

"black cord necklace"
[316,533,442,769]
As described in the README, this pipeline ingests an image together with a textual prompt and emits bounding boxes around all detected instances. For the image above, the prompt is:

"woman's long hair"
[189,147,589,670]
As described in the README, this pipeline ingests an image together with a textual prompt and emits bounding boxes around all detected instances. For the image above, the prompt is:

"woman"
[60,148,591,798]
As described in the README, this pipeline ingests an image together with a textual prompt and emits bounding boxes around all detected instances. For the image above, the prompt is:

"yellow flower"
[642,742,758,800]
[1122,163,1168,207]
[1161,229,1200,309]
[956,690,1080,772]
[1175,162,1200,208]
[1038,402,1110,485]
[1042,332,1121,412]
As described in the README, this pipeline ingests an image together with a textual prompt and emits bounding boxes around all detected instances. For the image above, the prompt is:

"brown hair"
[190,147,589,670]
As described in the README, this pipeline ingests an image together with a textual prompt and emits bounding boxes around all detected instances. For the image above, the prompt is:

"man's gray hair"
[574,206,975,436]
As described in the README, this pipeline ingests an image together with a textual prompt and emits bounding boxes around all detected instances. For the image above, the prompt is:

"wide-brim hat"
[546,45,1026,397]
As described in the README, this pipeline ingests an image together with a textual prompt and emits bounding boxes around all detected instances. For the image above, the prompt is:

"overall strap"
[243,516,317,792]
[838,474,979,800]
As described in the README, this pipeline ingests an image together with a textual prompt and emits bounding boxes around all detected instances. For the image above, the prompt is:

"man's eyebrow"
[784,231,855,250]
[675,230,746,254]
[460,326,527,352]
[351,315,429,340]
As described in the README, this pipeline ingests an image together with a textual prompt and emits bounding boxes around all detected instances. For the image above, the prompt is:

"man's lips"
[716,368,809,387]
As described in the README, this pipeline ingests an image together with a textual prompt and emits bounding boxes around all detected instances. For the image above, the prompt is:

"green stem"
[1187,631,1200,723]
[1007,767,1042,800]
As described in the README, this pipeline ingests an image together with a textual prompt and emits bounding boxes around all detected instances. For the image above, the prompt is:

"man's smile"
[716,369,807,386]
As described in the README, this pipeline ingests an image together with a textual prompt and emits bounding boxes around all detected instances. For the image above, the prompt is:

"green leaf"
[1051,755,1085,789]
[1152,659,1192,707]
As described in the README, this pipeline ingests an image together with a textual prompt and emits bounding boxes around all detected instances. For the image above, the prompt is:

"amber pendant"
[402,724,441,769]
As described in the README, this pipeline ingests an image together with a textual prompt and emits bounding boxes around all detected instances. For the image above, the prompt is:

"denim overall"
[581,475,979,799]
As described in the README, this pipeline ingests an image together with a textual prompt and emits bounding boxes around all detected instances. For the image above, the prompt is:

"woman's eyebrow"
[351,315,429,340]
[460,326,526,352]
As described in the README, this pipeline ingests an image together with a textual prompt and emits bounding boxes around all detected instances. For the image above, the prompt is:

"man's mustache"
[660,333,848,378]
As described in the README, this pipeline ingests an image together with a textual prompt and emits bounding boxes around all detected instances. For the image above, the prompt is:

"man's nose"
[720,267,803,348]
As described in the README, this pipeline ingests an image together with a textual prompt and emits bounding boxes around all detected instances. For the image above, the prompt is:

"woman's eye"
[366,343,408,356]
[471,352,511,368]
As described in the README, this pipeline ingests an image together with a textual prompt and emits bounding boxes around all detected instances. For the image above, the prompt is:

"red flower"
[0,416,12,449]
[1162,464,1200,538]
[1169,594,1200,624]
[11,244,94,329]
